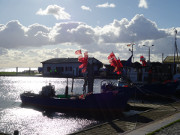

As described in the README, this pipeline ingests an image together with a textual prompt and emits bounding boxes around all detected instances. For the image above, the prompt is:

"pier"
[72,100,180,135]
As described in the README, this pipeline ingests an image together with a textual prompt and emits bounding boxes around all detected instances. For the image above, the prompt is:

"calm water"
[0,76,110,135]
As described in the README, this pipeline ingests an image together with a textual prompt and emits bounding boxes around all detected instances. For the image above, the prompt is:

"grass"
[146,119,180,135]
[0,72,17,76]
[0,72,38,76]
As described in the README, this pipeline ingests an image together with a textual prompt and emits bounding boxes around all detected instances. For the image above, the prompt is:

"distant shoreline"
[0,72,41,77]
[0,72,119,79]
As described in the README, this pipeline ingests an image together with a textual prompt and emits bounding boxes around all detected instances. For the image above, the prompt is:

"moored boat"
[20,83,130,114]
[115,78,180,99]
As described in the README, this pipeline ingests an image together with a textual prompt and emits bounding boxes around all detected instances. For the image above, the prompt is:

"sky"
[0,0,180,68]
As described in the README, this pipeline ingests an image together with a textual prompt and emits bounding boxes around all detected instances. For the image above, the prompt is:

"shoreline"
[0,72,120,79]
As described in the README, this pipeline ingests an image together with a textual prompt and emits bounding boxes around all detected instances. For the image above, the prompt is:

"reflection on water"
[0,107,98,135]
[0,77,116,135]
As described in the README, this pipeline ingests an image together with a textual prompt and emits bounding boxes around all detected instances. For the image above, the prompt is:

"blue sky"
[1,0,179,28]
[0,0,180,67]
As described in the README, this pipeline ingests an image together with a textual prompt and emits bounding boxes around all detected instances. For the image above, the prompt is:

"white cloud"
[81,5,91,11]
[0,15,172,50]
[138,0,148,9]
[36,5,71,20]
[0,14,179,67]
[0,20,28,48]
[96,2,116,8]
[97,14,167,44]
[0,20,51,48]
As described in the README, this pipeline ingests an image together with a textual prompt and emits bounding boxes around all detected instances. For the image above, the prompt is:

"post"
[143,45,154,63]
[82,74,87,94]
[71,70,74,94]
[127,43,135,62]
[132,44,133,57]
[162,53,164,63]
[29,67,31,75]
[65,78,68,98]
[16,67,18,75]
[132,44,134,62]
[149,47,150,62]
[87,61,94,93]
[174,28,178,75]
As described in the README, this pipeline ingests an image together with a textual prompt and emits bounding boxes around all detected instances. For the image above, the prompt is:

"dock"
[71,100,180,135]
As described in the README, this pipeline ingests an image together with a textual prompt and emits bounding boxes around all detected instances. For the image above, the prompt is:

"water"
[0,76,108,135]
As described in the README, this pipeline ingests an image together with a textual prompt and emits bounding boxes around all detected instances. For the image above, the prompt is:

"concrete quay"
[71,101,180,135]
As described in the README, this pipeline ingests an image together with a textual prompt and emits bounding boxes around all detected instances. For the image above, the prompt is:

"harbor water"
[0,76,112,135]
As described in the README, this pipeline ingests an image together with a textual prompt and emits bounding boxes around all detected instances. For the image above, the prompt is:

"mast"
[127,43,135,62]
[71,70,74,94]
[174,28,178,75]
[87,59,94,93]
[65,78,68,98]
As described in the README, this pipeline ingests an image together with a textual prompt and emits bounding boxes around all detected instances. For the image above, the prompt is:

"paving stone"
[71,101,180,135]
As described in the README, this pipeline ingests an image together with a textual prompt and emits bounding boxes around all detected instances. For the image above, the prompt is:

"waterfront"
[1,76,179,135]
[0,68,38,72]
[0,76,110,135]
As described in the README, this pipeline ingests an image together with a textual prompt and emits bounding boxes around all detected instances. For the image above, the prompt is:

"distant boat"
[20,82,130,114]
[115,78,180,99]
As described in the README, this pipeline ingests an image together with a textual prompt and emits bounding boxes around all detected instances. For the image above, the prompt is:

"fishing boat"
[20,50,130,114]
[115,78,180,99]
[20,82,130,114]
[107,51,180,100]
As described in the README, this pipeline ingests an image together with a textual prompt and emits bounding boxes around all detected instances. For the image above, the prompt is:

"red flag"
[140,56,147,66]
[77,51,88,73]
[81,67,87,73]
[84,51,88,58]
[108,52,123,75]
[108,52,117,67]
[114,58,123,74]
[127,43,135,47]
[78,55,84,62]
[75,50,82,55]
[117,59,123,69]
[108,52,116,60]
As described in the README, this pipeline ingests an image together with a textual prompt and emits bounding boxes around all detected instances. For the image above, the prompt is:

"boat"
[114,77,180,100]
[106,47,180,100]
[20,50,131,115]
[20,82,130,114]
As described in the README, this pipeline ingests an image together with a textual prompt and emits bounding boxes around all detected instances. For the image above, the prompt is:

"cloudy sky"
[0,0,180,67]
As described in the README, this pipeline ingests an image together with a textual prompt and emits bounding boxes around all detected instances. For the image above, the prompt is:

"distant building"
[100,62,148,82]
[101,60,172,83]
[163,56,180,74]
[41,57,103,77]
[38,67,43,73]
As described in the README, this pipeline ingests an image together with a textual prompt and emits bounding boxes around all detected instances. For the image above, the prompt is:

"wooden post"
[16,67,18,75]
[87,62,94,93]
[65,78,68,98]
[71,70,74,94]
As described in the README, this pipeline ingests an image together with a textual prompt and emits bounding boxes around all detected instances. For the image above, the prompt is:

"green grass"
[0,72,37,76]
[146,119,180,135]
[0,72,17,76]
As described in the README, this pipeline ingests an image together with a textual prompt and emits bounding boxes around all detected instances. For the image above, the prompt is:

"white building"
[41,57,103,77]
[125,67,148,83]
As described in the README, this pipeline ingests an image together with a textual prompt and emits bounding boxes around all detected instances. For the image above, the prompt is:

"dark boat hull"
[118,81,180,99]
[20,91,130,113]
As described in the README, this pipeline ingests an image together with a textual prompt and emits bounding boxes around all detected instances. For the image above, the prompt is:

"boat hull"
[118,81,180,99]
[20,91,130,113]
